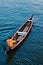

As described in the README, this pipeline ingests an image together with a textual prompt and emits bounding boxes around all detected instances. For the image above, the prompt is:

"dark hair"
[8,36,12,39]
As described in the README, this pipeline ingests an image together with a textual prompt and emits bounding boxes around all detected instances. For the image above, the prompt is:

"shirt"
[7,39,16,48]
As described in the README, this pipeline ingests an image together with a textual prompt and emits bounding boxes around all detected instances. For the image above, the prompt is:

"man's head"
[8,36,12,39]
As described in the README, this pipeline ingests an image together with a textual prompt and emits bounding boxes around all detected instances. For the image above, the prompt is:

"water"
[0,0,43,65]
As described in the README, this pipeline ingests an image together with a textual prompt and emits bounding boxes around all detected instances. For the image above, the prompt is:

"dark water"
[0,0,43,65]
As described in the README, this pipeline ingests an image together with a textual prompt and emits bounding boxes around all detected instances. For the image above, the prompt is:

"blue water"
[0,0,43,65]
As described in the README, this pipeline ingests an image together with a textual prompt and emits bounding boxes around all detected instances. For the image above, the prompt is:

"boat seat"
[17,35,24,41]
[27,19,32,21]
[23,26,29,32]
[17,31,27,36]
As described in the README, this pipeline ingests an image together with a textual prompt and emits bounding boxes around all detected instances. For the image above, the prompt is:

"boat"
[5,15,33,54]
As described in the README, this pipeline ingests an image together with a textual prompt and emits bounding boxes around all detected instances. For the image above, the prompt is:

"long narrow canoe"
[5,15,33,54]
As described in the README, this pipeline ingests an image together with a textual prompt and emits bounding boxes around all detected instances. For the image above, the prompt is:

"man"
[6,36,16,48]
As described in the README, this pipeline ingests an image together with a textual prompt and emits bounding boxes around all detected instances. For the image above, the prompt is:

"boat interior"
[13,20,32,42]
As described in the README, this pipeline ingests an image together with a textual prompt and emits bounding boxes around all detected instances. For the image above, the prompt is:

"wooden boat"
[5,15,33,54]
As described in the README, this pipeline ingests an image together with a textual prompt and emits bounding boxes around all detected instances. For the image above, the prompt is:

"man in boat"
[6,35,17,49]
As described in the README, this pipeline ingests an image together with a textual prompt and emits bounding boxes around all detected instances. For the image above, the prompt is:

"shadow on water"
[6,49,18,64]
[6,40,25,64]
